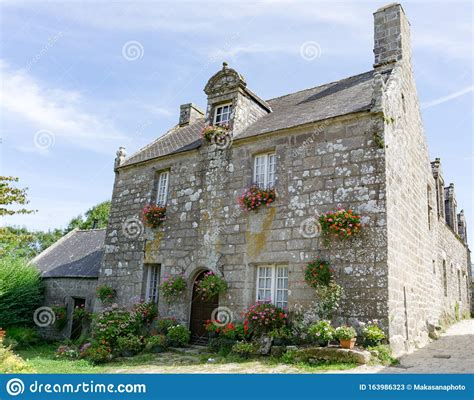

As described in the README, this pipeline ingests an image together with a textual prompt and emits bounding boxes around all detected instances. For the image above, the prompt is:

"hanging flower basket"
[201,124,230,144]
[142,204,166,228]
[319,208,362,240]
[194,271,228,300]
[159,275,187,302]
[304,258,334,288]
[238,185,276,211]
[96,285,116,305]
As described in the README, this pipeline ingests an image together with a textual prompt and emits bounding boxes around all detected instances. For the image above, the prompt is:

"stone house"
[98,3,471,356]
[32,228,105,339]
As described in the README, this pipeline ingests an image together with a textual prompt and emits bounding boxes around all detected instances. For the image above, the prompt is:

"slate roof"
[31,229,105,278]
[121,70,377,167]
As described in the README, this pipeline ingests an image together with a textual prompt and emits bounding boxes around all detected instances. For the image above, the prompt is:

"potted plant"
[360,320,386,347]
[304,259,334,288]
[52,306,68,330]
[204,319,220,338]
[201,124,230,144]
[194,271,228,300]
[238,185,276,211]
[335,326,357,349]
[319,208,362,240]
[146,334,168,353]
[308,320,335,347]
[96,285,116,305]
[142,204,167,228]
[159,275,187,302]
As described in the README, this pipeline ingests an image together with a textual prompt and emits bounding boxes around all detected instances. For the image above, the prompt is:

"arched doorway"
[190,270,219,344]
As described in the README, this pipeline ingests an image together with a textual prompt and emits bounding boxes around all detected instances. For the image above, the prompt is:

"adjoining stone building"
[32,228,105,339]
[98,3,471,356]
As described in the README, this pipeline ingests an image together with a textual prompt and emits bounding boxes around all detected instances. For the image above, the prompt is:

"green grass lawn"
[14,344,357,374]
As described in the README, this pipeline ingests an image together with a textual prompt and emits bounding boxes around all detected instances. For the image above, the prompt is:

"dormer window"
[214,103,232,126]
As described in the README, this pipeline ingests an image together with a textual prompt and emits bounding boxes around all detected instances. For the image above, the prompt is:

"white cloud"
[421,85,474,110]
[0,60,127,154]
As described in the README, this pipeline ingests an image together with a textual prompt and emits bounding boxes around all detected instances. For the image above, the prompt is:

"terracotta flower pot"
[339,338,356,349]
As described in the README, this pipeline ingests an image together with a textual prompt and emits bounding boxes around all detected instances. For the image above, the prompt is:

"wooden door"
[190,271,219,343]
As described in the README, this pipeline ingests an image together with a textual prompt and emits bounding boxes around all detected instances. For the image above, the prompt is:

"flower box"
[142,204,166,228]
[239,186,276,211]
[201,124,231,146]
[319,208,362,240]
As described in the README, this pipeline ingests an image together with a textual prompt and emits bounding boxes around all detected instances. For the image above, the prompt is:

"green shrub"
[96,285,116,304]
[145,335,168,353]
[244,303,288,335]
[79,342,112,364]
[166,325,190,347]
[55,344,79,359]
[154,317,178,335]
[368,345,399,366]
[304,259,333,287]
[132,301,158,325]
[92,305,139,347]
[361,321,386,346]
[0,341,34,373]
[117,335,143,355]
[5,326,40,349]
[231,341,255,358]
[308,320,335,344]
[0,256,42,327]
[280,349,297,364]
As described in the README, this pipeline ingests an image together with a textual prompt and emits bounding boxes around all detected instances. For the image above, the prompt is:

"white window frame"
[256,265,288,309]
[156,171,169,206]
[145,264,160,303]
[253,152,276,188]
[213,103,232,125]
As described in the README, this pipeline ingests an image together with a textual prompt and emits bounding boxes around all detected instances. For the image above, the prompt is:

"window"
[256,265,288,308]
[156,171,169,205]
[254,153,276,188]
[214,103,232,125]
[442,260,447,297]
[145,264,160,303]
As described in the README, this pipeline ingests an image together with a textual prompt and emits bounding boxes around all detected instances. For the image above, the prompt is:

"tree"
[0,177,35,258]
[65,200,111,232]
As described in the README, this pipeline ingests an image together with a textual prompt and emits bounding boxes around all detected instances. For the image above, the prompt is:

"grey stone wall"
[379,6,470,356]
[40,277,97,340]
[99,111,388,329]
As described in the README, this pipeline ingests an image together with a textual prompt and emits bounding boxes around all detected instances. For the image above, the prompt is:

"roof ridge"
[265,70,374,103]
[76,228,107,232]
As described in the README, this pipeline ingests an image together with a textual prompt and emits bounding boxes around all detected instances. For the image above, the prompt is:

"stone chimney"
[179,103,204,126]
[457,210,468,244]
[373,3,411,68]
[114,146,127,171]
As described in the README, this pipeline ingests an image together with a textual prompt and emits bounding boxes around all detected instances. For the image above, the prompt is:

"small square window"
[214,104,232,125]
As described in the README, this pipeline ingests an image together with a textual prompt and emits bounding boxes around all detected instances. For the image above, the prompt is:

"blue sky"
[0,0,472,243]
